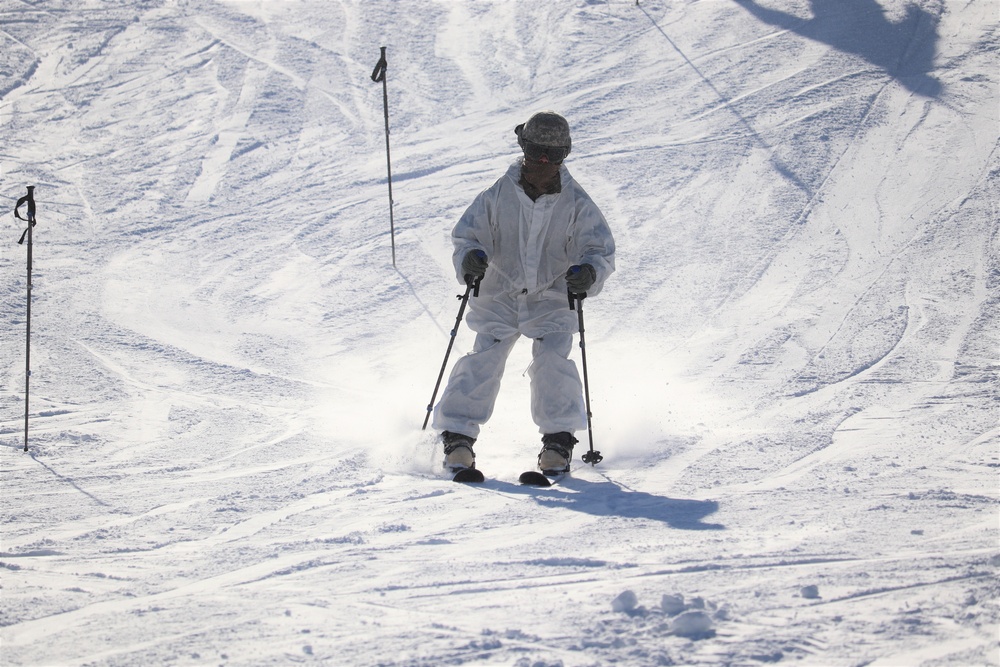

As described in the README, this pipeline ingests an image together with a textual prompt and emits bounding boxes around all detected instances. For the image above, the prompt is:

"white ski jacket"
[452,160,616,340]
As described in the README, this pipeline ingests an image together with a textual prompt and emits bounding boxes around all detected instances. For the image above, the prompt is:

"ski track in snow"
[1,1,998,665]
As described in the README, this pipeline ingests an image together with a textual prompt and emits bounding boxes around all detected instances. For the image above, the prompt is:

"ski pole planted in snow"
[568,268,602,466]
[422,267,483,430]
[14,186,37,453]
[370,46,396,267]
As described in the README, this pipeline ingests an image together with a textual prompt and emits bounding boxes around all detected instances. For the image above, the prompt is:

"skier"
[432,111,616,475]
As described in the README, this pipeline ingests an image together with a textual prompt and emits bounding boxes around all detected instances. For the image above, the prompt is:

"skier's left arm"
[570,201,616,297]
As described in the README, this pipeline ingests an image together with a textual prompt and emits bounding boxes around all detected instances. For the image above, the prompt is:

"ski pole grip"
[14,186,36,222]
[566,265,587,310]
[370,46,387,82]
[464,250,487,297]
[15,186,36,245]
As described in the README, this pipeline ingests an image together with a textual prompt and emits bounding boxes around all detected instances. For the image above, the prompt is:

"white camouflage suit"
[432,160,616,439]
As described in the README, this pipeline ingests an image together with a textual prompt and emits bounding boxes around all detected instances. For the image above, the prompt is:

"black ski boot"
[442,431,476,472]
[537,432,578,475]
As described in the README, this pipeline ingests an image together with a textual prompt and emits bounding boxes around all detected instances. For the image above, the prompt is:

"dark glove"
[461,250,488,283]
[566,264,596,293]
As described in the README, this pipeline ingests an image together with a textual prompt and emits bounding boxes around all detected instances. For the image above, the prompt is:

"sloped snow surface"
[2,1,998,665]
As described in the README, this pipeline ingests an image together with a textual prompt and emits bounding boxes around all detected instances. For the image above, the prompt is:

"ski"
[452,467,485,483]
[518,470,566,487]
[449,468,567,485]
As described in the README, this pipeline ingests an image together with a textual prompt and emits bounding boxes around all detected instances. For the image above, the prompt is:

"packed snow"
[2,0,998,665]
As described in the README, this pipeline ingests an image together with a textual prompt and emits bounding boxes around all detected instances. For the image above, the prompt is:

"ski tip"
[518,470,552,487]
[453,468,485,483]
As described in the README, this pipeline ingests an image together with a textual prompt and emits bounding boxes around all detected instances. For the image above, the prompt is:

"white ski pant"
[432,332,587,439]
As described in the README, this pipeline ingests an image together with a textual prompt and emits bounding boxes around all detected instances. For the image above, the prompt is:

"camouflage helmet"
[514,111,572,162]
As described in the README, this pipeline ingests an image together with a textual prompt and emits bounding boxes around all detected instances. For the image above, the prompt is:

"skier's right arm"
[451,188,497,284]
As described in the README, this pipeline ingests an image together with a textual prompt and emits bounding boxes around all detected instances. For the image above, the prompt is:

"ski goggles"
[522,140,569,165]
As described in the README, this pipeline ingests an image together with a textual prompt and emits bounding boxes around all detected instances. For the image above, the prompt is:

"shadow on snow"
[732,0,943,97]
[499,476,725,531]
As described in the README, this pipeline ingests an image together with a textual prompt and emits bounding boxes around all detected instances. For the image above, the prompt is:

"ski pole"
[569,277,602,466]
[14,186,36,453]
[370,46,396,267]
[422,270,483,430]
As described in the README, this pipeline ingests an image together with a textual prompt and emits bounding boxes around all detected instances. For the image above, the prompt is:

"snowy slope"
[2,0,998,665]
